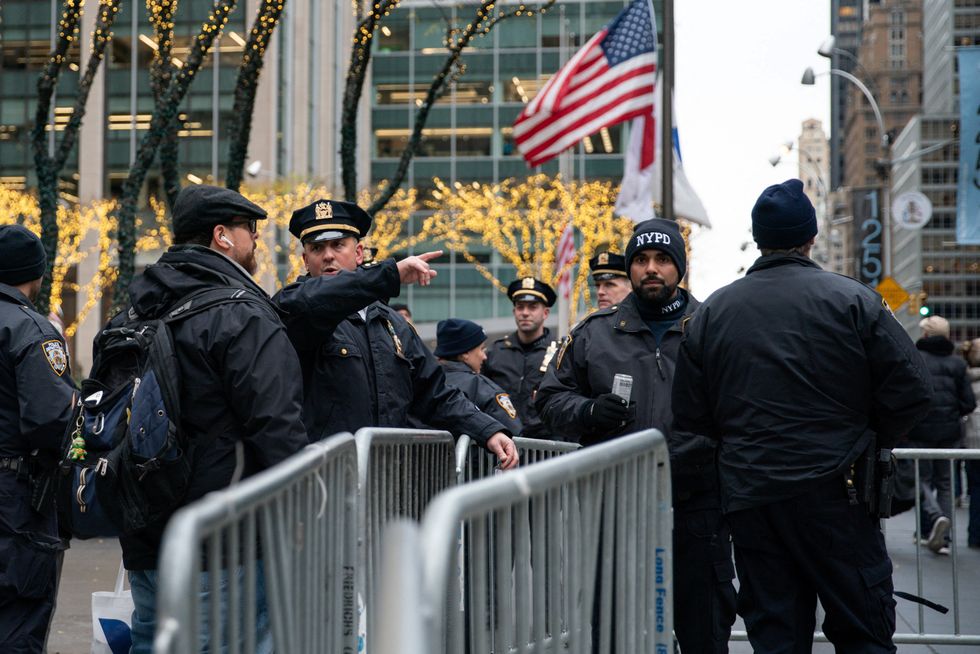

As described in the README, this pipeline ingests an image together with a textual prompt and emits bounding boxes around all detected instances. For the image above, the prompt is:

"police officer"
[672,180,932,653]
[536,219,736,653]
[483,278,558,439]
[588,251,631,309]
[434,318,523,436]
[0,225,76,653]
[274,199,519,469]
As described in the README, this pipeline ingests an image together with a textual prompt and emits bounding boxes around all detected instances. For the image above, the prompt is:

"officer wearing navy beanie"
[0,225,76,652]
[673,179,932,652]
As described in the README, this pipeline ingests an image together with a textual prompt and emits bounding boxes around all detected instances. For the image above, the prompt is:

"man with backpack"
[96,185,310,653]
[0,225,77,654]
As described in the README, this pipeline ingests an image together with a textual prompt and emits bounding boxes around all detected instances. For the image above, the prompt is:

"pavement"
[46,504,979,653]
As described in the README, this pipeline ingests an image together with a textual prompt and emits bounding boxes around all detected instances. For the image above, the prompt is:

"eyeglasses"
[225,218,258,234]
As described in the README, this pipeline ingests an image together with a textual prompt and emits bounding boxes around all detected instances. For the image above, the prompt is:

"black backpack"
[59,287,261,538]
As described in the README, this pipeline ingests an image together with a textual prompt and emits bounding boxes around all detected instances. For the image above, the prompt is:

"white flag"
[615,74,711,227]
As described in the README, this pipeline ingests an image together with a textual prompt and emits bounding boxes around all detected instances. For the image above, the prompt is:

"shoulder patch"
[555,334,572,370]
[495,393,518,420]
[41,339,68,376]
[362,260,381,268]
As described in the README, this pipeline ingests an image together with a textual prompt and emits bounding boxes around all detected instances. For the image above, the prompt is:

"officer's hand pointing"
[486,432,519,470]
[396,250,442,287]
[582,393,634,431]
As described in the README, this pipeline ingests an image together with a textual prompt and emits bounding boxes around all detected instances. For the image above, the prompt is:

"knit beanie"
[624,218,687,280]
[0,225,47,286]
[751,179,818,249]
[434,318,487,358]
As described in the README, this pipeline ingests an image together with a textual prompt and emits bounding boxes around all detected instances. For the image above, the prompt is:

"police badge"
[41,340,68,376]
[315,201,333,219]
[522,277,535,289]
[495,393,518,420]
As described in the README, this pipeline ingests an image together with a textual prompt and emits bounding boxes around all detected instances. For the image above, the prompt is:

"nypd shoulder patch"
[41,340,68,376]
[495,393,518,419]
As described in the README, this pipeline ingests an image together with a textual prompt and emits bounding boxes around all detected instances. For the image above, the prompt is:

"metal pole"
[660,0,674,221]
[130,3,137,166]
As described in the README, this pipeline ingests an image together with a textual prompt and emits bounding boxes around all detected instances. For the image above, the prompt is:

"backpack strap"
[163,287,267,325]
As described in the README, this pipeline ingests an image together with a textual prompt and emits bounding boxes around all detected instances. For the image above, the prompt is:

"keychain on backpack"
[69,414,87,461]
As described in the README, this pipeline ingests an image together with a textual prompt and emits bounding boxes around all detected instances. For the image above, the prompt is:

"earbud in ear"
[220,235,233,246]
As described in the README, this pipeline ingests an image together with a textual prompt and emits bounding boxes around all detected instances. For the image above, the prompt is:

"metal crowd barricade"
[730,447,980,648]
[454,434,581,484]
[354,427,459,651]
[376,429,674,654]
[153,433,359,654]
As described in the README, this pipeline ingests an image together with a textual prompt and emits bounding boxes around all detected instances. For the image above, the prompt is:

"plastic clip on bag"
[91,561,133,654]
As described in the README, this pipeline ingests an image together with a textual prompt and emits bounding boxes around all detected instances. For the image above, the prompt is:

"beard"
[633,276,677,305]
[241,247,258,275]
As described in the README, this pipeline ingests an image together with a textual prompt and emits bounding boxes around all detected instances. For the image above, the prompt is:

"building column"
[74,6,107,376]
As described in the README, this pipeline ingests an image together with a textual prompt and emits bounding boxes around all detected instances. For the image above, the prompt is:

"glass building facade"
[369,0,660,324]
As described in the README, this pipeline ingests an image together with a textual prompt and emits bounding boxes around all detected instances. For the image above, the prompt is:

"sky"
[673,0,832,297]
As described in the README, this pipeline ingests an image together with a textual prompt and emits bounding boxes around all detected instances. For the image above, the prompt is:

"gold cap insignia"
[315,202,333,219]
[598,252,609,265]
[522,277,535,289]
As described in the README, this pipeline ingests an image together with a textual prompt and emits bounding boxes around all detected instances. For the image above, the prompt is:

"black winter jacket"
[106,246,309,569]
[483,329,557,439]
[672,253,933,512]
[908,336,976,444]
[439,360,524,437]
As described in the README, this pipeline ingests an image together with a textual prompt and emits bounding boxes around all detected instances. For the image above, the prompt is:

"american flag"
[513,0,657,168]
[555,222,576,299]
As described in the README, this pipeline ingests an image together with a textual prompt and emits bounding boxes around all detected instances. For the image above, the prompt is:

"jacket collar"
[501,327,552,350]
[0,282,34,310]
[613,288,700,334]
[746,252,821,275]
[440,360,474,374]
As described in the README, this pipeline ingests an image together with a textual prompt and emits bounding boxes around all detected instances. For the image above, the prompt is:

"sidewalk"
[730,503,980,653]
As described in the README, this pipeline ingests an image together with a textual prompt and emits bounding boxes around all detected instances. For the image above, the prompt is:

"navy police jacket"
[276,267,506,446]
[483,329,557,439]
[672,253,933,513]
[440,360,523,437]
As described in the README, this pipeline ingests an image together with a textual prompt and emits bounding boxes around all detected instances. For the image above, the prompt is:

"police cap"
[289,199,372,244]
[507,277,557,307]
[588,251,627,282]
[172,184,268,241]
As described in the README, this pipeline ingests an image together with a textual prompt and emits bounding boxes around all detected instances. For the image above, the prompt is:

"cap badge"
[522,277,535,289]
[598,252,609,265]
[315,202,333,219]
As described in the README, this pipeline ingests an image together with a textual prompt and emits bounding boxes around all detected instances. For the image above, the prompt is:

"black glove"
[582,393,634,431]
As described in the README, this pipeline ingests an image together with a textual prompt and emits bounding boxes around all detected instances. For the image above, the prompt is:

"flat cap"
[507,277,557,307]
[588,251,627,281]
[172,185,267,240]
[288,199,372,244]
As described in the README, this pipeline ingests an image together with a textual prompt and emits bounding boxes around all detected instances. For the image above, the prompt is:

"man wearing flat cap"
[99,185,310,651]
[588,251,631,309]
[672,179,933,652]
[0,225,76,653]
[536,218,736,652]
[483,277,559,439]
[273,199,519,469]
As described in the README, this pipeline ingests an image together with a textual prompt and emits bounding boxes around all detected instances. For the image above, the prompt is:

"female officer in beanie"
[434,319,523,436]
[0,225,77,653]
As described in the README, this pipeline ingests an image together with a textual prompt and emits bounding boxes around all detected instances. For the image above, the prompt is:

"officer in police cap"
[0,225,76,653]
[273,199,519,468]
[483,277,558,439]
[588,251,631,309]
[536,218,736,652]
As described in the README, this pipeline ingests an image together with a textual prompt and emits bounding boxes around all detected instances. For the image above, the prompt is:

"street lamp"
[802,65,893,278]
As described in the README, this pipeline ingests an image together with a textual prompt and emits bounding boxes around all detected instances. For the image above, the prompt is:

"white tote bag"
[91,561,133,654]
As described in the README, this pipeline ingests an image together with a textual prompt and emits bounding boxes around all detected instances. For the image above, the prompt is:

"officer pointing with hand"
[0,225,76,653]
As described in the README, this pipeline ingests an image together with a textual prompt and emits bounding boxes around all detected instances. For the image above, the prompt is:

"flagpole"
[660,0,675,221]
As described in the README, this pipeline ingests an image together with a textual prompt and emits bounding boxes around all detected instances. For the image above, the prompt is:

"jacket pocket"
[0,532,60,598]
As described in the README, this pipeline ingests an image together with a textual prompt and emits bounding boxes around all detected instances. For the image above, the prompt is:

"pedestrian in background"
[908,315,976,554]
[673,179,932,653]
[962,338,980,548]
[434,318,523,437]
[0,225,77,654]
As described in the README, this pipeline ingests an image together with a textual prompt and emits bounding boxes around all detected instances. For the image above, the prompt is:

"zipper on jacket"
[655,348,666,380]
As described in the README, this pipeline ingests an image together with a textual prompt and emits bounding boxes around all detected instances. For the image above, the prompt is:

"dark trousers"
[967,459,980,546]
[727,481,896,654]
[910,438,958,537]
[673,505,736,653]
